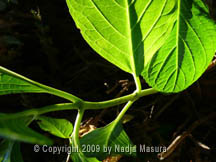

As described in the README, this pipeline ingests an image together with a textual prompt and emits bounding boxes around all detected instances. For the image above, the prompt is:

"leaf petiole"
[82,88,158,110]
[133,74,142,93]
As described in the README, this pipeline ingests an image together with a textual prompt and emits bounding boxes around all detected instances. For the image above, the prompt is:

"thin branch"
[157,112,216,160]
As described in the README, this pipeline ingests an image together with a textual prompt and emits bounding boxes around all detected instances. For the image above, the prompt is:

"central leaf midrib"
[174,0,181,90]
[125,0,136,75]
[125,0,168,76]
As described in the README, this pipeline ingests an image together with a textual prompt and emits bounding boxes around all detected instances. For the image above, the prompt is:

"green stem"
[114,100,134,123]
[71,108,85,153]
[0,88,157,120]
[82,88,158,110]
[104,75,142,129]
[0,88,158,121]
[73,109,84,145]
[133,74,142,93]
[41,85,82,103]
[0,103,78,120]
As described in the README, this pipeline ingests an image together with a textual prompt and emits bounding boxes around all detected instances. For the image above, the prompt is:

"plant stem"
[0,103,78,120]
[114,100,134,123]
[0,89,158,120]
[133,74,142,93]
[106,75,142,128]
[70,108,85,159]
[73,108,84,146]
[42,85,82,103]
[82,88,158,110]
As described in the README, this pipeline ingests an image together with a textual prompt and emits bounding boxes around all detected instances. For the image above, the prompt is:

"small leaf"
[37,116,73,138]
[80,121,136,160]
[0,118,52,145]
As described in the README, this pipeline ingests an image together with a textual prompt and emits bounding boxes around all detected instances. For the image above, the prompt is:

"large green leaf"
[80,121,136,160]
[0,66,79,102]
[67,0,216,92]
[142,0,216,92]
[66,0,176,76]
[37,116,73,138]
[0,118,52,145]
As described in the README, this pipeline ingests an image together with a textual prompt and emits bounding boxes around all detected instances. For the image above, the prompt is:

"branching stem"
[0,89,158,121]
[72,108,85,148]
[82,88,157,110]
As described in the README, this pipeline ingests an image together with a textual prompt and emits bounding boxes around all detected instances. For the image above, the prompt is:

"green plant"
[0,0,216,161]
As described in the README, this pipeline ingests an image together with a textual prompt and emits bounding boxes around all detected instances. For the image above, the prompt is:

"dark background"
[0,0,216,161]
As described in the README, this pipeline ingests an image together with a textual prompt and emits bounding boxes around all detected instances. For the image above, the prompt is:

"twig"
[157,112,216,160]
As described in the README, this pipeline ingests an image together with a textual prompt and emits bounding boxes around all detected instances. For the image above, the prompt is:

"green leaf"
[80,121,136,160]
[0,66,45,95]
[70,149,100,162]
[37,116,73,138]
[0,140,14,162]
[70,135,101,162]
[0,66,80,102]
[67,0,216,92]
[66,0,176,76]
[142,0,216,92]
[10,143,24,162]
[0,140,24,162]
[0,118,52,145]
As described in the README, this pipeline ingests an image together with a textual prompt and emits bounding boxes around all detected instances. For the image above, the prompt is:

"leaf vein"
[180,14,207,67]
[84,17,128,57]
[90,0,127,39]
[153,46,176,84]
[179,35,196,81]
[131,0,153,30]
[133,0,168,53]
